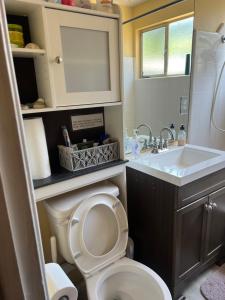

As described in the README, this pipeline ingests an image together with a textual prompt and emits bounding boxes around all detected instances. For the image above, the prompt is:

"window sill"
[137,74,190,81]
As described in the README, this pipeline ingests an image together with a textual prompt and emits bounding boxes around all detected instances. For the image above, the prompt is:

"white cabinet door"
[46,9,120,106]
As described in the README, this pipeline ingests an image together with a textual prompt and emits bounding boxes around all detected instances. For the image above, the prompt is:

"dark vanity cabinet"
[126,167,225,299]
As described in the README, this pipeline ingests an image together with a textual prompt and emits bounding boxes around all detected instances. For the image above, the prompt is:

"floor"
[182,264,220,300]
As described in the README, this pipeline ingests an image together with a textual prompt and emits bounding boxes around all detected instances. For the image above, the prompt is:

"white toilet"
[45,181,172,300]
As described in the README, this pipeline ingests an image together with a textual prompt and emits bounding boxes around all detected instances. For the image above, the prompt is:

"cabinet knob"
[211,202,217,209]
[205,203,213,211]
[209,201,217,209]
[55,56,63,64]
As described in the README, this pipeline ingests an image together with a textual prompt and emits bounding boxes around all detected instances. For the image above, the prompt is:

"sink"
[128,144,225,186]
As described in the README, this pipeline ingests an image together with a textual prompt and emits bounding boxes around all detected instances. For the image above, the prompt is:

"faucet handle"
[159,136,163,150]
[151,137,159,154]
[163,139,168,149]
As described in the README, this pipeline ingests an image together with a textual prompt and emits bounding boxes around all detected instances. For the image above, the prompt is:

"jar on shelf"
[61,0,76,6]
[8,24,24,48]
[96,0,113,13]
[77,0,91,9]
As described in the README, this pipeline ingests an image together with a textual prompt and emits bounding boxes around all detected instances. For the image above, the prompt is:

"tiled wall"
[123,56,190,137]
[134,76,190,135]
[189,31,225,149]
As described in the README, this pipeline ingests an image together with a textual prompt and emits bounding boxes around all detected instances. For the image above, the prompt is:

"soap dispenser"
[169,123,176,140]
[178,125,186,146]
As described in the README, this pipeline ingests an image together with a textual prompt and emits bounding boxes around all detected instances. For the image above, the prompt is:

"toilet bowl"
[45,181,172,300]
[87,257,171,300]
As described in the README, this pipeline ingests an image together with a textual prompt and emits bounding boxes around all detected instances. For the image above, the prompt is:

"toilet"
[45,181,172,300]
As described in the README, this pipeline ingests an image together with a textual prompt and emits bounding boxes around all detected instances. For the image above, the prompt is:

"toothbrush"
[61,125,72,147]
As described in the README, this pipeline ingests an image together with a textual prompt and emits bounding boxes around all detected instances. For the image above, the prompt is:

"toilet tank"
[44,181,119,263]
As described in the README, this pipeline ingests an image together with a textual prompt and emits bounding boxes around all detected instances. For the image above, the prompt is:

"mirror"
[122,0,194,151]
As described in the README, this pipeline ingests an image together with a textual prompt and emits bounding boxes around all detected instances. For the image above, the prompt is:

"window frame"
[140,16,193,79]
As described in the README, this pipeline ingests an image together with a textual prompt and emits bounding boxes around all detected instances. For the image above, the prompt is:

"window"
[141,16,194,78]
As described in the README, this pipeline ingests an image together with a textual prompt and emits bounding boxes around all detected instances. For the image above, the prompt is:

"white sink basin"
[128,145,225,186]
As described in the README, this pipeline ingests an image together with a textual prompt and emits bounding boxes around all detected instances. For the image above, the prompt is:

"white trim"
[0,2,48,299]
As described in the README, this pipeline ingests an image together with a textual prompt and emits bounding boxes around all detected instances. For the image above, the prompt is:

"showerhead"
[217,23,225,34]
[216,23,225,43]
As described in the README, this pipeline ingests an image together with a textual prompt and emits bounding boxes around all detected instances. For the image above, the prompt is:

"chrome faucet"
[160,127,175,141]
[136,123,153,147]
[159,127,175,149]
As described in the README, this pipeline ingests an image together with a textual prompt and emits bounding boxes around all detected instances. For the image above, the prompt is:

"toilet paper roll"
[23,118,51,180]
[45,263,78,300]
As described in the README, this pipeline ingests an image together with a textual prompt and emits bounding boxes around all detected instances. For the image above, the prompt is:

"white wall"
[134,76,190,136]
[123,57,136,135]
[189,31,225,150]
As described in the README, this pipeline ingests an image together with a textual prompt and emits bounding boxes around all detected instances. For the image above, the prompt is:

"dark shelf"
[33,159,127,189]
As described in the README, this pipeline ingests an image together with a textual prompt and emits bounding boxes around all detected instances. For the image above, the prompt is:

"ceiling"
[114,0,147,7]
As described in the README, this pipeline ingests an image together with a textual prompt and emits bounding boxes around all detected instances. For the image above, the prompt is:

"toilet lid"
[68,193,128,276]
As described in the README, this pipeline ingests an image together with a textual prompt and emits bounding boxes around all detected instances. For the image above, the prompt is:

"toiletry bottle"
[61,0,76,6]
[178,125,186,146]
[169,123,176,140]
[96,0,113,13]
[131,129,141,158]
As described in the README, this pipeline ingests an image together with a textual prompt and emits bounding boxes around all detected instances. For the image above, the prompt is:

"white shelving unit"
[12,47,45,58]
[5,0,125,203]
[5,0,126,264]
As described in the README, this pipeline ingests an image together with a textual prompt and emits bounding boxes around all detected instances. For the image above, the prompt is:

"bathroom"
[1,0,225,300]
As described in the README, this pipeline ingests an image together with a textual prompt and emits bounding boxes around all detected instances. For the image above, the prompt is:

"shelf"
[12,48,46,58]
[34,160,127,202]
[5,0,120,19]
[21,102,122,114]
[21,107,54,114]
[44,2,120,19]
[5,0,43,14]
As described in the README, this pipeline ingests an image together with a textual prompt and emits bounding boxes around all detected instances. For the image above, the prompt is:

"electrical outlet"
[180,96,189,115]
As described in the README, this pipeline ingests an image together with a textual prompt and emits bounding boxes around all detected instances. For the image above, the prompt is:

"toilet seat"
[67,193,128,276]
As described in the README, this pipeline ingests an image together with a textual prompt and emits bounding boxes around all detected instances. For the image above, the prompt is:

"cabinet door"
[204,187,225,261]
[175,196,208,282]
[126,167,177,287]
[46,9,120,106]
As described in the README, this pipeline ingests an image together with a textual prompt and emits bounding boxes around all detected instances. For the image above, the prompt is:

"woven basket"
[58,142,119,172]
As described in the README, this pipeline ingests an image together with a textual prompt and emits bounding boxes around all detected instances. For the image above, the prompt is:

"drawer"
[177,168,225,209]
